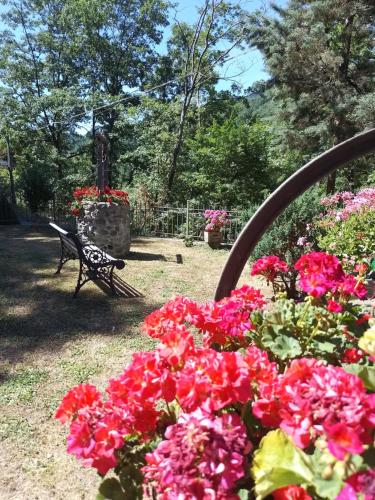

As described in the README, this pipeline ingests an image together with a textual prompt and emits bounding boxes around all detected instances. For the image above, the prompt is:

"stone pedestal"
[77,201,131,258]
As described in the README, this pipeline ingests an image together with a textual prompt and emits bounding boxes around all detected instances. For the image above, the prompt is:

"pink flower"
[143,409,252,498]
[251,256,289,282]
[253,358,375,451]
[325,423,364,460]
[197,286,265,347]
[337,469,375,500]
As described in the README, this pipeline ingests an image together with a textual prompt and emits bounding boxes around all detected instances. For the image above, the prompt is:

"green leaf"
[309,448,346,499]
[341,364,375,391]
[238,489,250,500]
[262,333,302,360]
[98,478,127,500]
[251,430,314,499]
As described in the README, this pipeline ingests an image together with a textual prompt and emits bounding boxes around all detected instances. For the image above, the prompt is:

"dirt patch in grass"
[0,225,269,499]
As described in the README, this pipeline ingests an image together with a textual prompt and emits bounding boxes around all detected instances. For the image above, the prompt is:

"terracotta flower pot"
[204,230,222,249]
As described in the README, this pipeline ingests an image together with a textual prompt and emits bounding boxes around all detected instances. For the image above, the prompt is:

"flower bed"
[56,252,374,499]
[69,185,129,217]
[69,185,131,257]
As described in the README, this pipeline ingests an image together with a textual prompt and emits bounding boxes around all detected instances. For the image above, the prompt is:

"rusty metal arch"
[215,127,375,301]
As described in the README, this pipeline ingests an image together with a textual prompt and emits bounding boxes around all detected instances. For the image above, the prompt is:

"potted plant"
[56,251,374,499]
[203,209,228,249]
[69,185,131,257]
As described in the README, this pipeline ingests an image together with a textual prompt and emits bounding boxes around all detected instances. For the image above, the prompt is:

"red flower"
[342,348,364,364]
[327,300,343,313]
[273,485,312,499]
[71,207,81,217]
[55,384,102,423]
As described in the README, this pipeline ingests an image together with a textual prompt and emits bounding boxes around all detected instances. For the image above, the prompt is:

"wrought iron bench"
[49,222,125,297]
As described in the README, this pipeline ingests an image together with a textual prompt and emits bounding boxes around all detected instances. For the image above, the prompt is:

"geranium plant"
[204,209,229,232]
[56,251,374,499]
[69,185,129,217]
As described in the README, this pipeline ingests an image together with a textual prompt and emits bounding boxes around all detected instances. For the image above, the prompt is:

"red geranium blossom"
[273,485,312,499]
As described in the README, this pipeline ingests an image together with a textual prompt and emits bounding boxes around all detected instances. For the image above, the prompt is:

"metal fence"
[5,198,246,243]
[14,198,76,229]
[130,202,245,243]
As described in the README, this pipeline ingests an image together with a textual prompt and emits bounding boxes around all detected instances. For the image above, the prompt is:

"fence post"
[186,200,190,238]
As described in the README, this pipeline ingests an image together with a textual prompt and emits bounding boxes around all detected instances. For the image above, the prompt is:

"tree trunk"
[6,138,17,208]
[166,102,189,201]
[326,171,336,194]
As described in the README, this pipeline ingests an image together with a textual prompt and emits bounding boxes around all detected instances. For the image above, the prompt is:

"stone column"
[77,201,131,258]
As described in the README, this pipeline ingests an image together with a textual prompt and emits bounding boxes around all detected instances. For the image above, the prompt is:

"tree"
[180,117,272,206]
[247,0,375,192]
[61,0,171,178]
[159,0,248,200]
[0,0,85,180]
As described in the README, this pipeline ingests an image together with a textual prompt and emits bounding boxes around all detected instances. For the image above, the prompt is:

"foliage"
[182,235,194,247]
[56,251,374,498]
[18,164,53,212]
[316,187,375,269]
[247,0,375,160]
[180,119,273,206]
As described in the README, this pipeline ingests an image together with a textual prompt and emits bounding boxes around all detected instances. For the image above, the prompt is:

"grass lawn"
[0,225,268,499]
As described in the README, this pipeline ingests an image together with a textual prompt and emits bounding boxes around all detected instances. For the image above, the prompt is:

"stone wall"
[77,201,131,258]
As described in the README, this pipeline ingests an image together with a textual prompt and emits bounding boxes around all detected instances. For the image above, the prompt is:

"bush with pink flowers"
[56,251,374,499]
[317,187,375,272]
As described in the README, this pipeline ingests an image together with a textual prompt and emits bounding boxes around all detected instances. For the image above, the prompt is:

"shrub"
[18,166,53,212]
[316,187,375,271]
[56,251,374,499]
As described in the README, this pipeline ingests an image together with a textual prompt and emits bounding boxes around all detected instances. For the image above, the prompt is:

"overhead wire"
[28,46,257,133]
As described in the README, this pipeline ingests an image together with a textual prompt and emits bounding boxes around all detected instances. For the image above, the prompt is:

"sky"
[0,0,285,92]
[163,0,272,91]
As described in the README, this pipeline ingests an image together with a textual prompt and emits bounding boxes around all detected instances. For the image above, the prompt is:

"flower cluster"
[203,209,229,232]
[143,409,252,499]
[251,255,288,282]
[321,187,375,222]
[253,357,375,457]
[69,185,129,216]
[57,251,374,499]
[337,469,375,499]
[294,252,367,299]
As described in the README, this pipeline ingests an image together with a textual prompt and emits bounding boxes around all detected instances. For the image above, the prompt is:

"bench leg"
[55,256,69,274]
[73,262,91,298]
[55,239,74,274]
[109,266,118,296]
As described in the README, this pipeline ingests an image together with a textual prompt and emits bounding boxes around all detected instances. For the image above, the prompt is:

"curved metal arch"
[215,128,375,301]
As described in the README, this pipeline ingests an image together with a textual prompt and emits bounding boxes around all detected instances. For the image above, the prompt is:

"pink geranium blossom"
[251,255,289,281]
[325,422,364,459]
[143,409,252,499]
